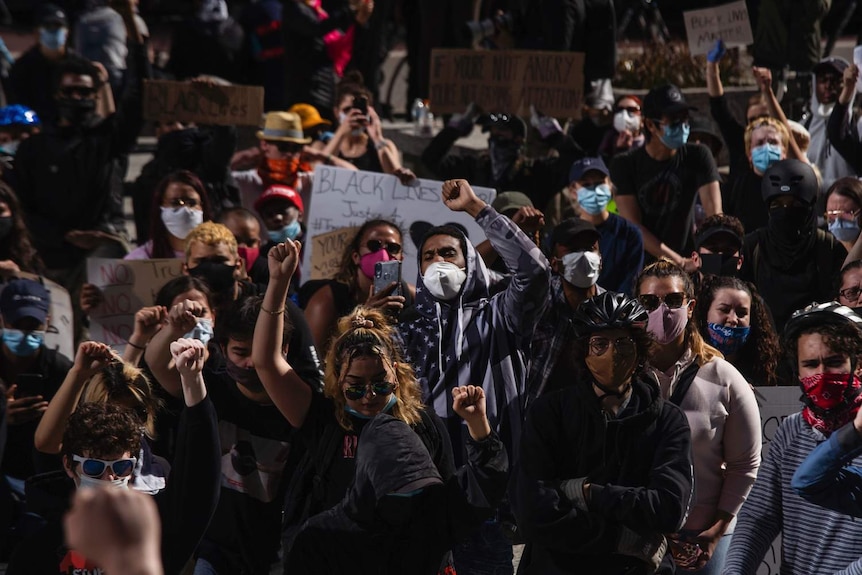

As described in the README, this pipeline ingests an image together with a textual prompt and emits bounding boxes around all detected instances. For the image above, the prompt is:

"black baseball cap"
[569,157,609,184]
[643,84,696,120]
[551,218,601,250]
[695,225,743,252]
[38,4,67,27]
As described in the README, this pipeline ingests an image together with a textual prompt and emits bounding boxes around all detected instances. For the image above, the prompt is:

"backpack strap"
[669,362,702,406]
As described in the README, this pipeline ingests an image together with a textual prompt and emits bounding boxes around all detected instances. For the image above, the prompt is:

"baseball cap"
[551,218,601,249]
[479,113,527,139]
[569,157,609,184]
[813,57,849,77]
[492,191,533,216]
[643,84,696,120]
[695,225,743,252]
[254,185,304,214]
[38,4,67,27]
[0,279,50,325]
[287,103,331,131]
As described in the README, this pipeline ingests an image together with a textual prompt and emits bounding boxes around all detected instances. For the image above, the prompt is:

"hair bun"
[352,315,374,329]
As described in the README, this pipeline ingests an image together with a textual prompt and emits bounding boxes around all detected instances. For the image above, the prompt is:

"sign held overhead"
[683,0,753,56]
[143,80,265,126]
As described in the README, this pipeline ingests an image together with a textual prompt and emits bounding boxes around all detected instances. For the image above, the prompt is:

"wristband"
[126,340,146,350]
[374,139,389,151]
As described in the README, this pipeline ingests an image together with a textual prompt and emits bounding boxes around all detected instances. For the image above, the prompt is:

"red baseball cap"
[254,185,304,214]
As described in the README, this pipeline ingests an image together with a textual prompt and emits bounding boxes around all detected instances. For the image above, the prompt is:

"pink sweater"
[650,350,761,533]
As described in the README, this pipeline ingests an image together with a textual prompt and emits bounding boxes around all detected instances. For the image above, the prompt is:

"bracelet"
[126,340,146,350]
[374,139,389,151]
[260,305,285,315]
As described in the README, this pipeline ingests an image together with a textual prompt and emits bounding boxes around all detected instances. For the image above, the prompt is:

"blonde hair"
[324,307,423,432]
[744,116,790,157]
[636,258,723,367]
[79,358,163,439]
[184,222,238,258]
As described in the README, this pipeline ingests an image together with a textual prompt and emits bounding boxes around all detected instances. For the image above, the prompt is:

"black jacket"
[6,397,221,575]
[286,413,508,574]
[512,375,692,575]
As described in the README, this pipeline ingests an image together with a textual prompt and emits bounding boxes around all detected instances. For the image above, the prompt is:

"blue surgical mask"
[183,318,213,346]
[39,27,67,51]
[576,183,612,215]
[0,140,20,156]
[706,322,751,355]
[828,218,861,242]
[344,394,398,419]
[660,122,690,149]
[751,143,783,174]
[268,220,301,243]
[2,328,44,357]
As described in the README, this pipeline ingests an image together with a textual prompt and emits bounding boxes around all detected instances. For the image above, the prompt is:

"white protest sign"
[0,275,74,360]
[86,258,184,353]
[301,166,496,283]
[854,46,862,93]
[683,0,753,56]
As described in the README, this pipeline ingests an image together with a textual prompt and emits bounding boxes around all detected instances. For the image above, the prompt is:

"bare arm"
[144,300,202,399]
[698,181,722,217]
[121,306,167,365]
[615,195,694,270]
[753,67,807,162]
[251,241,313,428]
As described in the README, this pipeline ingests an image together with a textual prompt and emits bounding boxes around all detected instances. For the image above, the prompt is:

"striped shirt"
[723,412,862,575]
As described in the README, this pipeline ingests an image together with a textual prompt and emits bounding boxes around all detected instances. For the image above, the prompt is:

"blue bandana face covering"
[707,322,751,355]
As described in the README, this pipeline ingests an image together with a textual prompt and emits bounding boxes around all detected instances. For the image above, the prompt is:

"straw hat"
[288,103,331,131]
[256,111,311,144]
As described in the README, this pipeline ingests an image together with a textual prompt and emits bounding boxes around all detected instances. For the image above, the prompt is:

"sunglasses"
[588,336,635,356]
[616,106,641,114]
[343,380,397,401]
[366,239,402,256]
[639,292,686,311]
[73,455,137,478]
[275,142,303,154]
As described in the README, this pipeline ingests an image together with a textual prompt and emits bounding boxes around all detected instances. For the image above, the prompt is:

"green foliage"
[615,41,750,89]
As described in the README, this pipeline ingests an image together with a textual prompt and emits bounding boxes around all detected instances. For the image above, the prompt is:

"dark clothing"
[5,47,64,125]
[286,413,508,575]
[791,420,862,516]
[512,376,693,575]
[0,347,73,480]
[610,143,720,256]
[168,18,245,83]
[596,213,643,295]
[7,397,221,575]
[709,95,746,167]
[752,0,829,73]
[14,43,150,270]
[569,120,612,159]
[421,126,583,209]
[826,101,862,174]
[282,2,355,120]
[239,0,286,111]
[740,227,846,332]
[297,278,413,317]
[338,136,384,173]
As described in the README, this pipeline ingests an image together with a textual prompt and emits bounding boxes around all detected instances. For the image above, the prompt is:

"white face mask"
[817,102,836,117]
[423,261,467,301]
[161,206,204,240]
[183,317,214,346]
[613,110,641,132]
[77,474,131,490]
[560,251,601,288]
[339,111,365,137]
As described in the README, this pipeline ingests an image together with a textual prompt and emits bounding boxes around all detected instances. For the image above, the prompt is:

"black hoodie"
[286,414,509,575]
[512,375,693,575]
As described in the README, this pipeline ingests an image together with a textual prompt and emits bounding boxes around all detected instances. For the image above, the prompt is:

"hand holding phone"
[354,96,368,117]
[373,260,402,296]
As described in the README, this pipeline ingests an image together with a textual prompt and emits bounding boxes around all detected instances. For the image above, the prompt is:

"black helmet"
[761,159,818,206]
[572,292,648,338]
[784,301,862,343]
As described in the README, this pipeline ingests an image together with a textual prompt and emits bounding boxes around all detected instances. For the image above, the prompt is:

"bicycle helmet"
[0,105,40,127]
[571,291,648,338]
[761,159,817,206]
[784,301,862,344]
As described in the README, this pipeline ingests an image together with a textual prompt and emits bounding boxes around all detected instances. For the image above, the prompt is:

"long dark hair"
[696,275,781,386]
[333,219,402,298]
[148,171,214,259]
[0,182,44,274]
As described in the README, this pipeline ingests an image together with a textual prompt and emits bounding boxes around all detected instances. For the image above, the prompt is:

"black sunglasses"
[639,292,686,312]
[366,239,402,256]
[615,106,641,114]
[343,380,396,401]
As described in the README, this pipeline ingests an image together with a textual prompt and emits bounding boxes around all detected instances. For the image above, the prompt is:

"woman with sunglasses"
[636,260,761,574]
[696,276,781,387]
[300,218,414,352]
[255,241,505,567]
[597,95,645,160]
[825,177,862,253]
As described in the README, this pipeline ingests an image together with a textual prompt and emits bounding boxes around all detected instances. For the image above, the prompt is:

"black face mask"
[188,260,236,295]
[488,137,520,182]
[768,205,812,236]
[158,127,209,170]
[56,97,96,127]
[224,355,265,393]
[0,216,14,241]
[699,253,740,277]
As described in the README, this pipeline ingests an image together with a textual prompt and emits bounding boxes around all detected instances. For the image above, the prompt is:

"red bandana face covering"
[800,372,862,434]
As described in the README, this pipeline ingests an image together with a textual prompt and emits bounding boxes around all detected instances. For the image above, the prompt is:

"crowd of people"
[2,1,862,574]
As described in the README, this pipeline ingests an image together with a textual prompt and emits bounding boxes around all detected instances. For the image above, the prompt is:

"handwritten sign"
[683,1,753,56]
[429,49,584,119]
[0,274,74,360]
[143,80,264,126]
[86,258,184,352]
[301,166,496,282]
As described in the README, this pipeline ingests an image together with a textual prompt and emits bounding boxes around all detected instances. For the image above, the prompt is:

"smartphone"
[374,260,402,296]
[354,96,368,117]
[16,373,45,398]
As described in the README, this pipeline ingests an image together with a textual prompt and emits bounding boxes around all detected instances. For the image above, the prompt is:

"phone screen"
[354,96,368,116]
[16,374,45,398]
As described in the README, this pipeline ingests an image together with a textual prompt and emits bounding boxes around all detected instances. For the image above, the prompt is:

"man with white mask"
[397,178,549,574]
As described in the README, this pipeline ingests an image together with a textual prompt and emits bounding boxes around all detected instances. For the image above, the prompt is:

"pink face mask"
[646,303,689,345]
[359,248,391,279]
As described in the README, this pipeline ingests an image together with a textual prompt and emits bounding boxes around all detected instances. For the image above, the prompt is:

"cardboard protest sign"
[0,274,74,360]
[86,258,184,352]
[683,1,753,56]
[143,80,264,126]
[301,166,496,283]
[429,49,584,119]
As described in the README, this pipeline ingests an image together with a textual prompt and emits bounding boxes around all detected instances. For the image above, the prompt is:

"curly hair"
[697,275,781,385]
[636,259,723,367]
[0,182,44,274]
[744,116,790,157]
[149,170,214,259]
[79,357,163,439]
[184,221,238,258]
[333,219,403,299]
[784,321,862,377]
[52,54,103,95]
[324,306,423,432]
[62,402,141,463]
